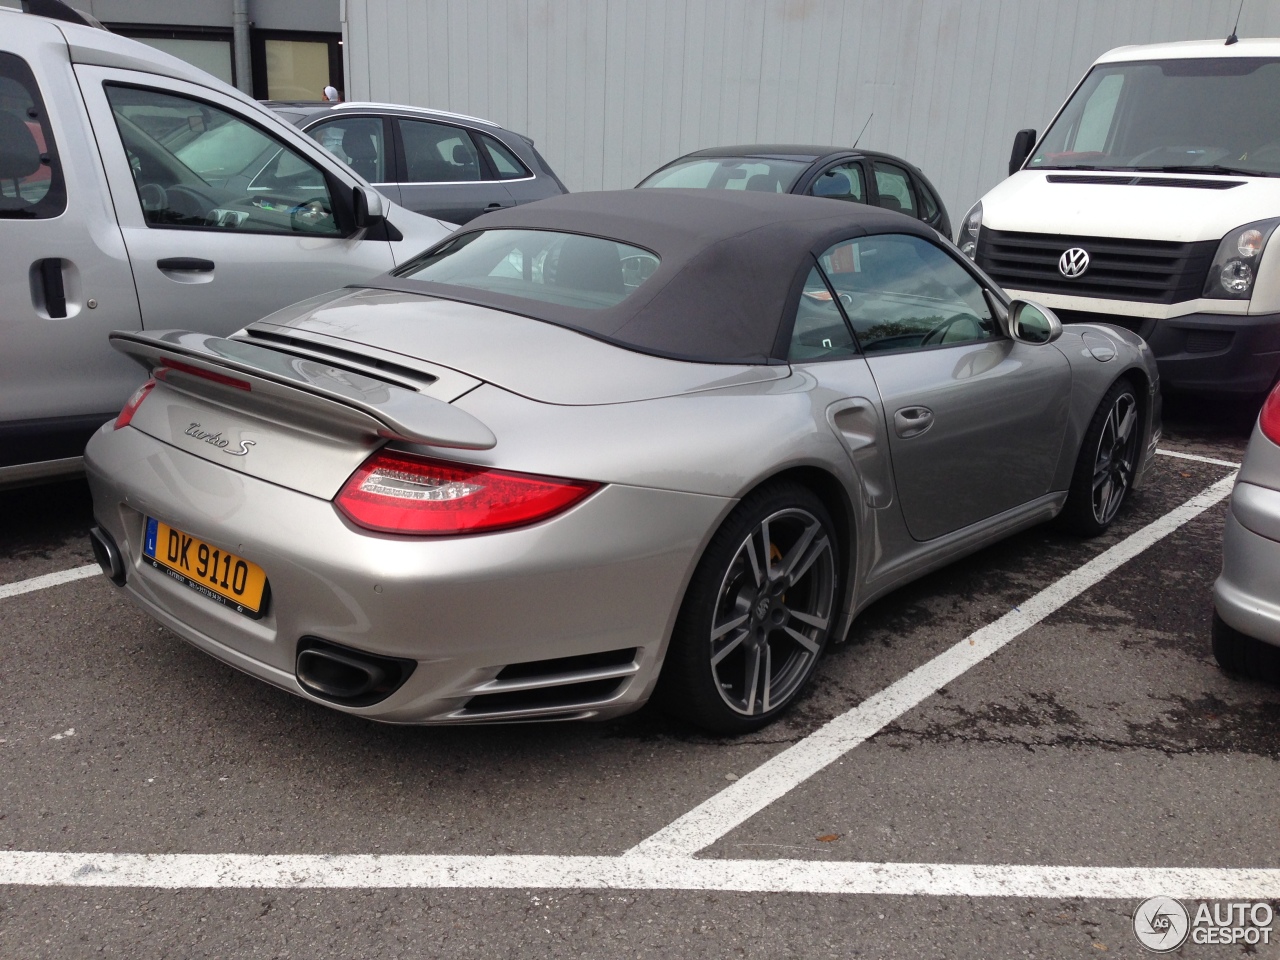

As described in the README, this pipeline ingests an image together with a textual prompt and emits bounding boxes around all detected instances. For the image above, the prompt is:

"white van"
[0,5,451,486]
[959,39,1280,398]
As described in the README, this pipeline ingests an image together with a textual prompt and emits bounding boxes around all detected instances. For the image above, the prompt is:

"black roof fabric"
[377,189,936,363]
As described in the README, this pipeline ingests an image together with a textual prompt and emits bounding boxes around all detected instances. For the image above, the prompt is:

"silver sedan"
[85,190,1161,733]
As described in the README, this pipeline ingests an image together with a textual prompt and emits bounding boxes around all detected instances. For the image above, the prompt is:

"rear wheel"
[658,482,840,734]
[1212,610,1280,683]
[1058,378,1141,537]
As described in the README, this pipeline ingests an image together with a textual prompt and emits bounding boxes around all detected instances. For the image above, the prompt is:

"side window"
[104,85,341,236]
[479,133,530,180]
[788,265,858,361]
[398,119,482,182]
[919,182,941,225]
[873,162,916,218]
[808,162,864,202]
[0,51,65,218]
[816,234,999,354]
[307,117,386,183]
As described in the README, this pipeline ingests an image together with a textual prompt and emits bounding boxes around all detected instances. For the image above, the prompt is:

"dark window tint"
[0,52,65,218]
[637,156,809,191]
[105,84,340,236]
[808,162,864,202]
[307,117,386,182]
[479,133,530,179]
[873,161,916,217]
[399,119,481,182]
[816,234,998,353]
[788,266,858,360]
[397,229,657,310]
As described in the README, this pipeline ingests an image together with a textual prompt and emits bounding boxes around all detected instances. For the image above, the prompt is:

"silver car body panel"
[1215,424,1280,647]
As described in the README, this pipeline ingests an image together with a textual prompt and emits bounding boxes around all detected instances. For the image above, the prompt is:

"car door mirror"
[353,186,385,228]
[1008,128,1037,176]
[1008,299,1062,344]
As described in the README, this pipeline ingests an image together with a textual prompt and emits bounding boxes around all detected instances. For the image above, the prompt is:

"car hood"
[244,288,789,405]
[983,170,1280,241]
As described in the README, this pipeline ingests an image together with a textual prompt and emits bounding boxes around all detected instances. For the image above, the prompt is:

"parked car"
[267,101,569,224]
[961,39,1280,399]
[0,4,452,488]
[1213,382,1280,679]
[636,144,951,238]
[85,190,1159,734]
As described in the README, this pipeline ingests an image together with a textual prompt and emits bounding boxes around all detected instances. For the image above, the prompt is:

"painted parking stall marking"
[0,563,98,600]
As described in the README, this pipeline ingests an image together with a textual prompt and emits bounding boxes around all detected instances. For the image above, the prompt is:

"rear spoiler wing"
[110,329,496,450]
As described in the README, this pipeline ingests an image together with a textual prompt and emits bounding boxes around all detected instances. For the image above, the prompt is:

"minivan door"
[75,66,397,338]
[0,45,142,476]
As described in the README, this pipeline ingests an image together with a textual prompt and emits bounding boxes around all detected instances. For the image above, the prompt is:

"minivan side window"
[104,84,342,237]
[0,52,66,218]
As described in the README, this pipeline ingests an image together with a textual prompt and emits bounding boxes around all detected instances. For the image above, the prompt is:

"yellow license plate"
[143,518,268,618]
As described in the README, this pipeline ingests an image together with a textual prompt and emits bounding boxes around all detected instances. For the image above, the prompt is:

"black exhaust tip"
[89,526,126,586]
[295,637,416,707]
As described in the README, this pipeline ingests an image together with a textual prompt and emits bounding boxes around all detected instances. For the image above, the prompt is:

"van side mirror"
[352,186,385,229]
[1008,128,1037,176]
[1008,299,1062,344]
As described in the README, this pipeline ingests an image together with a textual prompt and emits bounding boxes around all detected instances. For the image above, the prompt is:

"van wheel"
[657,483,840,734]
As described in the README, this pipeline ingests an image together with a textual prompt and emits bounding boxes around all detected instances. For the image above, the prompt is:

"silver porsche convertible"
[85,190,1160,733]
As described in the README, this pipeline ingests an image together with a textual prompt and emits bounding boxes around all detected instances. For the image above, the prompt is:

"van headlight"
[957,201,982,259]
[1203,218,1280,299]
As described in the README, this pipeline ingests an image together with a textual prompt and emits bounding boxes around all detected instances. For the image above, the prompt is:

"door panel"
[77,65,395,337]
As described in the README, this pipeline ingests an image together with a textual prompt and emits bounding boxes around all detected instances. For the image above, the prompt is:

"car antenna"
[1226,0,1244,44]
[852,113,874,149]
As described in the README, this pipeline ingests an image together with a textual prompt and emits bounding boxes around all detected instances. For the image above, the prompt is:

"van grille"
[1044,174,1243,190]
[976,229,1217,304]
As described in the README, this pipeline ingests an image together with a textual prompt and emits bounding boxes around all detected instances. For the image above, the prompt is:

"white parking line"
[627,471,1238,858]
[3,851,1278,898]
[1157,448,1242,468]
[0,563,99,600]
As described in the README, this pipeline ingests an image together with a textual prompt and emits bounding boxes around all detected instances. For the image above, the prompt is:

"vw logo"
[1059,247,1091,278]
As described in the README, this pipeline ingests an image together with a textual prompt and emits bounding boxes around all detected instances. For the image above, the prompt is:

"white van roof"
[1097,37,1280,64]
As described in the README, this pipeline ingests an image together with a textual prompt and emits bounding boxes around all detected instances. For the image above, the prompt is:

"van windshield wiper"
[1133,164,1278,178]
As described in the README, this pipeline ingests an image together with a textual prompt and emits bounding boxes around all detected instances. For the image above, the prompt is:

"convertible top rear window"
[396,230,657,310]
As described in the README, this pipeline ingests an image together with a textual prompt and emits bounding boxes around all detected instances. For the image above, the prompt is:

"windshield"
[396,229,659,310]
[1030,57,1280,175]
[637,156,809,191]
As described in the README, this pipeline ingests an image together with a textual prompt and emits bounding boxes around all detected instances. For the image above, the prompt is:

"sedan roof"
[374,189,936,364]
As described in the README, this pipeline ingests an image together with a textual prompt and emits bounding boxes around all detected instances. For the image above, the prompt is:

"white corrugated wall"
[344,0,1280,221]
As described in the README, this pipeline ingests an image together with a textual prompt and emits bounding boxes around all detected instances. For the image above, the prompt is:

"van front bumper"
[1142,311,1280,395]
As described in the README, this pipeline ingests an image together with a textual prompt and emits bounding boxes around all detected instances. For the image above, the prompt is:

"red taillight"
[335,450,600,536]
[1261,382,1280,445]
[113,379,156,430]
[158,358,251,391]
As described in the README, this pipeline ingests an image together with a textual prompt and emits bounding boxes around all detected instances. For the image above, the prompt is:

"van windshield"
[1030,57,1280,175]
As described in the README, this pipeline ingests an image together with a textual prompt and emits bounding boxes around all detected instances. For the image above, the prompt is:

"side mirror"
[1008,299,1062,344]
[352,186,385,229]
[1008,128,1037,176]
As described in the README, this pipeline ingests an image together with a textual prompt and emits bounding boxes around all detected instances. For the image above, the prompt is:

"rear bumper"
[1214,481,1280,647]
[1058,309,1280,395]
[85,423,731,723]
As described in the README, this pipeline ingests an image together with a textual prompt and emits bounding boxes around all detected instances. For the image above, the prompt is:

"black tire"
[1058,378,1142,537]
[656,482,841,734]
[1212,610,1280,683]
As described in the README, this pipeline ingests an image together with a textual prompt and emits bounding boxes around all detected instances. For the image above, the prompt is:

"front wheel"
[1058,378,1141,537]
[657,483,840,734]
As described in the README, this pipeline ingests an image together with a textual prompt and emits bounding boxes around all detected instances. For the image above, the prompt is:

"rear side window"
[873,161,916,217]
[0,51,65,218]
[398,118,482,182]
[479,133,530,179]
[396,229,658,310]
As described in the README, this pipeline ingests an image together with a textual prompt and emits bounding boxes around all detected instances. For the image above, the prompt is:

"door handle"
[893,405,934,439]
[157,257,215,272]
[35,258,66,318]
[484,202,513,211]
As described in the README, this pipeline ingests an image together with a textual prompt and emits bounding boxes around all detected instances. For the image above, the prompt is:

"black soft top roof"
[372,189,937,364]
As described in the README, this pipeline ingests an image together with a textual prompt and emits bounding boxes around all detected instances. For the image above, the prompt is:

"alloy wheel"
[1090,390,1139,526]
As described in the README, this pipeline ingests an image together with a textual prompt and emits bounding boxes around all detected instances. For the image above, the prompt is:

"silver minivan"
[0,6,452,487]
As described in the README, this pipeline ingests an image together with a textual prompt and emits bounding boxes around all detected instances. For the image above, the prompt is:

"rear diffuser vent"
[457,647,640,719]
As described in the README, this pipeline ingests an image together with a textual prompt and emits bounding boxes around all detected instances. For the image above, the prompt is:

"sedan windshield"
[1029,57,1280,175]
[637,156,809,192]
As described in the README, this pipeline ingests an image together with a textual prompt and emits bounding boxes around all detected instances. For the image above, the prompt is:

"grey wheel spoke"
[711,612,749,641]
[744,530,765,587]
[744,645,763,714]
[788,608,828,630]
[761,644,773,712]
[1116,401,1137,442]
[759,518,774,579]
[711,627,748,667]
[783,625,821,655]
[778,520,820,582]
[784,530,830,588]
